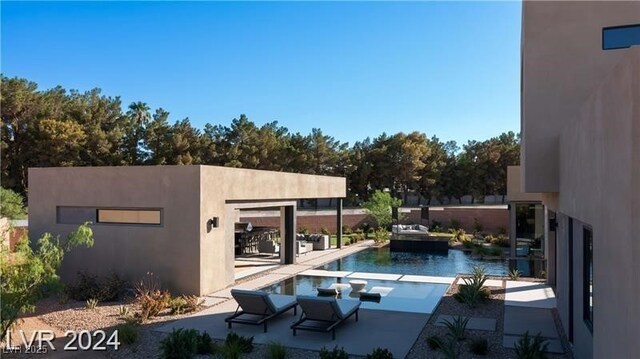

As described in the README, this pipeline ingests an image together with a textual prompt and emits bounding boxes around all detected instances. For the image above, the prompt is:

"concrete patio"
[156,298,430,358]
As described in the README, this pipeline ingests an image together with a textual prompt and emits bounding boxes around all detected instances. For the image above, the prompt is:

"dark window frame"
[602,23,640,50]
[583,225,593,333]
[96,208,163,226]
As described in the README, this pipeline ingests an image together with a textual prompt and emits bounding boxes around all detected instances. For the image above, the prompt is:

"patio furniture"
[226,289,298,333]
[258,239,279,254]
[349,279,368,292]
[359,291,382,302]
[307,234,330,250]
[317,287,339,296]
[297,241,313,255]
[291,295,361,340]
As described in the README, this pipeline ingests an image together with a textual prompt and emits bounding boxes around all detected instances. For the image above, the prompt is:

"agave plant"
[442,316,469,341]
[514,332,549,359]
[509,268,522,280]
[86,298,99,310]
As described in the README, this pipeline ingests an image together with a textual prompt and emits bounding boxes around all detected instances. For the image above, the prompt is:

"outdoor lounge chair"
[291,296,360,340]
[226,289,298,333]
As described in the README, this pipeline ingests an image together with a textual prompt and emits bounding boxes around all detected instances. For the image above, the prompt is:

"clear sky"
[1,1,521,146]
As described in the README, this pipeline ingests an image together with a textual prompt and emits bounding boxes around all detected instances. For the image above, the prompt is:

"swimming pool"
[318,247,509,276]
[260,275,449,314]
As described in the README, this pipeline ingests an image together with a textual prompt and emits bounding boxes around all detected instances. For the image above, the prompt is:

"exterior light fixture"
[207,217,219,232]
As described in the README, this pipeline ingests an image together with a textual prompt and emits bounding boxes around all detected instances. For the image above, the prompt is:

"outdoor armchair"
[226,289,297,333]
[291,295,360,340]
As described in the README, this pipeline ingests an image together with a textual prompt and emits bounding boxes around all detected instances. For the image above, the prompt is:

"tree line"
[1,75,520,205]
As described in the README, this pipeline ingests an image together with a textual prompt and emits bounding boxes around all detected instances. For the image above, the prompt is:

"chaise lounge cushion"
[296,295,360,320]
[230,289,296,314]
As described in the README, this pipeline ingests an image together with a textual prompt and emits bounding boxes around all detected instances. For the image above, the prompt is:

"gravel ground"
[405,276,571,359]
[10,275,571,359]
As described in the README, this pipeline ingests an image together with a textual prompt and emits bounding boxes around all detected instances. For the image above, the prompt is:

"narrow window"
[97,209,162,225]
[603,24,640,50]
[583,226,593,332]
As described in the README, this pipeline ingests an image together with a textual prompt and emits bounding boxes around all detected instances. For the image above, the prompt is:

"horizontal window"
[57,206,97,224]
[603,24,640,50]
[97,209,161,225]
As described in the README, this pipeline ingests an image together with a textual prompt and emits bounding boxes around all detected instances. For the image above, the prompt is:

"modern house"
[516,1,640,358]
[28,166,346,295]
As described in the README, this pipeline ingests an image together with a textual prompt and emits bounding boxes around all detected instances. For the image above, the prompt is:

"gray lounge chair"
[226,289,297,333]
[291,296,360,340]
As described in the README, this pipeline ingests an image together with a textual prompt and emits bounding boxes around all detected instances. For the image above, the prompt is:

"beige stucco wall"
[506,166,544,202]
[555,48,640,359]
[28,165,345,295]
[521,1,640,193]
[28,166,202,294]
[199,166,346,295]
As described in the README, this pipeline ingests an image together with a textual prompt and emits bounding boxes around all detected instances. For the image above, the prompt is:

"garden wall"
[240,206,508,235]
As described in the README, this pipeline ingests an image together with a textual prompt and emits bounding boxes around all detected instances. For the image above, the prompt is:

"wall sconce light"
[207,217,219,233]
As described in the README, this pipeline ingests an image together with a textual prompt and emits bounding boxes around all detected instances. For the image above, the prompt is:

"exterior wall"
[28,166,202,294]
[521,1,640,193]
[241,206,509,235]
[555,48,640,359]
[506,166,545,202]
[199,166,345,295]
[28,165,346,296]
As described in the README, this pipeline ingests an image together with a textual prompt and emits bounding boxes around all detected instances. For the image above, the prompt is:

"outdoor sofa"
[225,289,298,333]
[291,295,360,340]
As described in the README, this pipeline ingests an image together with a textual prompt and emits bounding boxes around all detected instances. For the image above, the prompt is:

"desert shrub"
[298,226,310,235]
[450,219,461,230]
[430,220,443,232]
[473,218,483,234]
[491,234,510,248]
[138,290,171,320]
[373,228,390,243]
[267,341,287,359]
[473,245,490,256]
[135,272,171,320]
[537,270,547,279]
[319,346,349,359]
[344,239,352,246]
[342,224,353,235]
[352,229,365,242]
[0,187,27,219]
[160,328,199,359]
[509,268,522,280]
[67,272,126,302]
[320,227,331,235]
[463,240,476,249]
[440,338,460,359]
[490,247,503,257]
[85,298,99,309]
[366,347,393,359]
[514,332,549,359]
[484,235,495,244]
[469,338,489,355]
[451,229,467,243]
[115,322,138,345]
[442,316,469,341]
[361,222,371,236]
[170,295,202,315]
[454,266,489,307]
[196,332,217,355]
[224,332,253,354]
[426,335,443,350]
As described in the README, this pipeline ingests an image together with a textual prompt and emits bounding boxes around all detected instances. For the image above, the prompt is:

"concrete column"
[282,205,296,264]
[509,203,517,259]
[336,198,343,249]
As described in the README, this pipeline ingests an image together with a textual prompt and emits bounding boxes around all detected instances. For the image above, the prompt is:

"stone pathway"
[502,281,565,354]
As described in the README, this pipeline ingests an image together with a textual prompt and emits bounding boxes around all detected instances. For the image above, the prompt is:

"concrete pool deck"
[156,299,430,358]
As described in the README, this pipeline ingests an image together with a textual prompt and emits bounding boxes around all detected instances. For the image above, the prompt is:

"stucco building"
[518,1,640,358]
[28,166,346,295]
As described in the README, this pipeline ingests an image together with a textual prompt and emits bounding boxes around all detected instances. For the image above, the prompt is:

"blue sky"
[2,1,521,146]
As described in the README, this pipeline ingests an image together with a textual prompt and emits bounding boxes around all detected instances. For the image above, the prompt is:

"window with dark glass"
[603,24,640,50]
[97,209,161,225]
[583,226,593,332]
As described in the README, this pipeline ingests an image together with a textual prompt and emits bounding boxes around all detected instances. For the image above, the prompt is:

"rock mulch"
[405,276,570,359]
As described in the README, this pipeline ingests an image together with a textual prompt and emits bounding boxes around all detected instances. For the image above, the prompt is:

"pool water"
[260,275,448,314]
[318,247,509,276]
